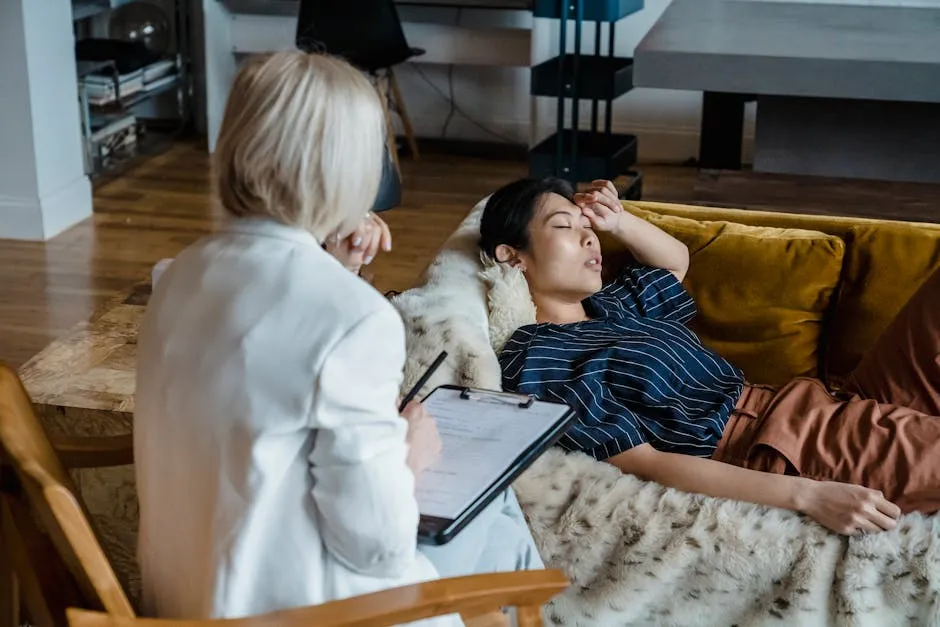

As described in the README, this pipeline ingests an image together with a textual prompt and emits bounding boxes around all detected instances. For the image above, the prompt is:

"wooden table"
[17,284,152,608]
[19,284,150,438]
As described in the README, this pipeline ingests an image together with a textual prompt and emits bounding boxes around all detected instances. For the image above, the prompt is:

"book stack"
[80,59,177,106]
[83,69,144,106]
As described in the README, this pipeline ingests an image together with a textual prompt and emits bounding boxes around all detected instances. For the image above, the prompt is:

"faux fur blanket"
[390,202,940,627]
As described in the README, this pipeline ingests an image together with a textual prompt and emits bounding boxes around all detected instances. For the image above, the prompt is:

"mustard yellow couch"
[387,198,940,624]
[598,201,940,388]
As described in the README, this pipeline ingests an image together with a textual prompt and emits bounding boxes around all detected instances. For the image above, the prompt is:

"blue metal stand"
[529,0,644,197]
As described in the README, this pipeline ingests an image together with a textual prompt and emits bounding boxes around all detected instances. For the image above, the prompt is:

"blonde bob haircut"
[215,51,386,241]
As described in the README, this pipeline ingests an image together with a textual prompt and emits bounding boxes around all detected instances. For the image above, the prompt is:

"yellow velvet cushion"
[600,207,845,386]
[825,224,940,384]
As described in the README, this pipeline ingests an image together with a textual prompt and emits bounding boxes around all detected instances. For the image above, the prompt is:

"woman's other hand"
[324,212,393,274]
[401,400,442,478]
[574,179,624,233]
[797,480,901,535]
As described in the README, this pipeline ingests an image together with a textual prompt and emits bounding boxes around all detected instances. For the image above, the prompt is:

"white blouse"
[135,217,460,625]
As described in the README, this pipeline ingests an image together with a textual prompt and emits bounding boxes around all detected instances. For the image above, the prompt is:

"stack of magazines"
[76,38,178,107]
[82,59,176,106]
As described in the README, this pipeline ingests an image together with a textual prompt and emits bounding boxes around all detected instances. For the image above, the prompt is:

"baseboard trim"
[0,175,93,241]
[397,124,756,167]
[401,137,529,160]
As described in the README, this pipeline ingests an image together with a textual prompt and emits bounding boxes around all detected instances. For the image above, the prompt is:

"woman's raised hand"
[324,212,393,274]
[574,179,624,233]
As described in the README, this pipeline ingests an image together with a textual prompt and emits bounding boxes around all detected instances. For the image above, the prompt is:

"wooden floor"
[2,141,938,368]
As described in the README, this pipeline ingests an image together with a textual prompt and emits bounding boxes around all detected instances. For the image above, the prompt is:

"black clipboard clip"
[458,387,536,409]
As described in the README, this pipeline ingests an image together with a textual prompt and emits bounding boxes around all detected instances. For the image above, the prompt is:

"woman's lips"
[586,255,603,271]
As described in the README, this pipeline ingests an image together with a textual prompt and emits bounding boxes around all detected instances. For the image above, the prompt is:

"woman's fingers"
[588,189,621,214]
[581,205,603,224]
[853,494,900,534]
[592,179,619,202]
[362,222,381,265]
[851,517,882,534]
[868,507,899,531]
[854,506,896,533]
[875,497,902,520]
[573,192,592,207]
[376,214,393,252]
[346,222,368,251]
[343,213,392,266]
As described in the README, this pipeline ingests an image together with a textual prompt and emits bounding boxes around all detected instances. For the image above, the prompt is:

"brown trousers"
[713,266,940,514]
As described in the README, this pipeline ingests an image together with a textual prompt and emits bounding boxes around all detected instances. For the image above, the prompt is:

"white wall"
[0,1,40,208]
[391,0,939,163]
[0,0,92,240]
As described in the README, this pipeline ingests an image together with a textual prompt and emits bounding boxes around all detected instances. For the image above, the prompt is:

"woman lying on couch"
[479,177,940,536]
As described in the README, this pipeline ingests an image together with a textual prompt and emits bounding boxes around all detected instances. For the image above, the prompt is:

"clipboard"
[415,384,576,545]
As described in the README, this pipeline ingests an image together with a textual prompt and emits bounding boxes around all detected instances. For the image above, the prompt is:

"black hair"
[478,177,576,262]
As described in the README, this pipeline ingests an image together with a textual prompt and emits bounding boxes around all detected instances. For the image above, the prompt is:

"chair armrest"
[49,434,134,469]
[66,570,568,627]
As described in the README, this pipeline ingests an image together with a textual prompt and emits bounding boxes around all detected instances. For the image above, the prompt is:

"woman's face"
[504,192,604,301]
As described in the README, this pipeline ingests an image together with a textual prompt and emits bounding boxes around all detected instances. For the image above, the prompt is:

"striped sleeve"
[520,377,648,460]
[602,266,696,323]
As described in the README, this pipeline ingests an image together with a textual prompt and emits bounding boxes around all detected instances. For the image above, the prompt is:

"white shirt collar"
[220,216,321,248]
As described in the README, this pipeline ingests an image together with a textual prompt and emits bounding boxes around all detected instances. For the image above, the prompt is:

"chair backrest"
[67,569,568,627]
[0,363,134,619]
[295,0,412,72]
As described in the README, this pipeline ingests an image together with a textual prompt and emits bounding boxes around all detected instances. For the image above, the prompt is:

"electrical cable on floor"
[410,63,517,145]
[418,7,517,144]
[441,63,456,137]
[440,9,460,137]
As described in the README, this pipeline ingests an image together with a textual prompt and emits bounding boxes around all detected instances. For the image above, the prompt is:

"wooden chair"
[0,364,567,627]
[66,568,567,627]
[0,362,135,627]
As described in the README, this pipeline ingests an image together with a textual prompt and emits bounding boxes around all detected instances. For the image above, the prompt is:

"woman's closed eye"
[551,220,592,230]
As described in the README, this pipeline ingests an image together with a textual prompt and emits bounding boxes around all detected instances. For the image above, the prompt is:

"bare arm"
[610,443,801,510]
[576,180,690,282]
[610,211,690,283]
[609,444,901,535]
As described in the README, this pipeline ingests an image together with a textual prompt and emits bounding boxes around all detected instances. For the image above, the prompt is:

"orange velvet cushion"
[600,207,845,386]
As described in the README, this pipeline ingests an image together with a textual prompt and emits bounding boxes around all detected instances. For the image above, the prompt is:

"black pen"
[399,350,448,412]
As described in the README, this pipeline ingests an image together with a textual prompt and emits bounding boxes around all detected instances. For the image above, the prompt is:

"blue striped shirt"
[500,266,745,460]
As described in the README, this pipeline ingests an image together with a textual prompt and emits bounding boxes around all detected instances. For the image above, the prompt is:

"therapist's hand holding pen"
[400,400,441,478]
[398,350,448,478]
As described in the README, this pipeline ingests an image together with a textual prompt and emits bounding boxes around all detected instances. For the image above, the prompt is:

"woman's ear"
[494,244,524,270]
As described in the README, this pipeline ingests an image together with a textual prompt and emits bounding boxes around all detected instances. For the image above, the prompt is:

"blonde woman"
[134,52,541,623]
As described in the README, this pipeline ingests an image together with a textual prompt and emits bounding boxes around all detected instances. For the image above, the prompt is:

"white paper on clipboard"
[415,387,571,519]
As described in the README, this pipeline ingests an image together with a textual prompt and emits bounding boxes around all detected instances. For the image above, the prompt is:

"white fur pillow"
[478,255,537,354]
[390,197,537,402]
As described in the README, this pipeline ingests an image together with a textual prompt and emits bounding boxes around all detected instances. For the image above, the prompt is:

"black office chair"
[296,0,423,170]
